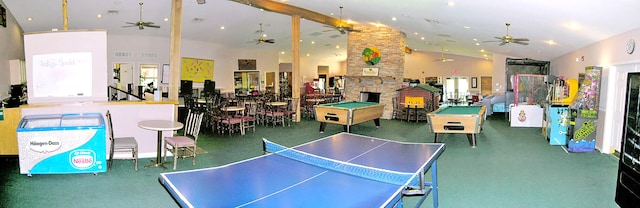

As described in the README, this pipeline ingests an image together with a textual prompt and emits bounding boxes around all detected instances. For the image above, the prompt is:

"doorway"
[139,64,159,93]
[444,77,469,103]
[113,63,134,89]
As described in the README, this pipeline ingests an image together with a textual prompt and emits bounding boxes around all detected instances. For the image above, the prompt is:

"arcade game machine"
[567,66,601,153]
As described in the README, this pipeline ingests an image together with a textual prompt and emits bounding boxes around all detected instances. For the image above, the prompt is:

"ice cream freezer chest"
[17,113,107,176]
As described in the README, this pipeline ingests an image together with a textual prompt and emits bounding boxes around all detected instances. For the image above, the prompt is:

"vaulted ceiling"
[5,0,640,62]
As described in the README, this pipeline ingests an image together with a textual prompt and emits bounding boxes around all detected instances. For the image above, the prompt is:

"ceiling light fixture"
[197,0,206,4]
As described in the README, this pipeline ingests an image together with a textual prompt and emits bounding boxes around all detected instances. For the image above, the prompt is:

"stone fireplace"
[360,91,381,103]
[344,26,406,119]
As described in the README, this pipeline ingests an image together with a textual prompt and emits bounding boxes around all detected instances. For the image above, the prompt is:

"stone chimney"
[344,26,406,119]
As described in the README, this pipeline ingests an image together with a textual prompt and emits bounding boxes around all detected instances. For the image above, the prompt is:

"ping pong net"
[263,139,417,187]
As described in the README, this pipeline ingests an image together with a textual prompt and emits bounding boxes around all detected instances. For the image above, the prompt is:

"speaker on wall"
[180,80,193,96]
[204,80,216,96]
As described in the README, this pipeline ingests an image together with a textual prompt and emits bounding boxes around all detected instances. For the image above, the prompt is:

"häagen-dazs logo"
[69,150,96,170]
[29,137,61,153]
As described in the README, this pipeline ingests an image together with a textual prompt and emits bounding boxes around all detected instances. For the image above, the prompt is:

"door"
[481,76,492,95]
[444,77,469,103]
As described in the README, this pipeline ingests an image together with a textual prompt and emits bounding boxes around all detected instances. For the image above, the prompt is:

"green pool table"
[427,105,486,147]
[314,101,385,133]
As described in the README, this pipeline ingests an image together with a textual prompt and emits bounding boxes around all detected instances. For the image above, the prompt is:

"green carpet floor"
[0,115,620,207]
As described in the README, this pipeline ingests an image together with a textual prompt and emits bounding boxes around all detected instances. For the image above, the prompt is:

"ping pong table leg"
[434,133,439,143]
[431,160,439,208]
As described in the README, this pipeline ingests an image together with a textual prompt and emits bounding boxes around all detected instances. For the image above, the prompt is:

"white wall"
[107,35,279,94]
[0,2,25,100]
[405,51,493,94]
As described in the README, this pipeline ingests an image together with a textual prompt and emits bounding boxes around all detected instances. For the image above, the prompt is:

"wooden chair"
[284,98,299,126]
[163,110,204,170]
[105,110,138,171]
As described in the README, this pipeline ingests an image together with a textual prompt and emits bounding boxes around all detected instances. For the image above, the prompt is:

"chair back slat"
[184,110,204,141]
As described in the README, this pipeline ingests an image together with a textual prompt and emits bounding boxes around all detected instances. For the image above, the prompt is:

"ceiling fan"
[435,46,454,62]
[323,6,361,34]
[484,22,529,46]
[249,23,275,44]
[123,2,160,30]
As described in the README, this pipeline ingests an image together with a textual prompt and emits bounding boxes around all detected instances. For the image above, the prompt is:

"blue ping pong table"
[159,133,446,207]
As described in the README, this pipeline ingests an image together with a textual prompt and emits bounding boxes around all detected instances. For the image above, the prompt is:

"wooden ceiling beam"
[229,0,352,28]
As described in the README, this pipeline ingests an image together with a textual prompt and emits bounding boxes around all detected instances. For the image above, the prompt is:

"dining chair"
[164,109,204,170]
[241,100,257,133]
[105,110,139,171]
[265,102,286,127]
[284,98,299,126]
[218,102,243,136]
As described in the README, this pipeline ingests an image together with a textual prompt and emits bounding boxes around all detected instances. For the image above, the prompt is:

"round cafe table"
[138,120,184,170]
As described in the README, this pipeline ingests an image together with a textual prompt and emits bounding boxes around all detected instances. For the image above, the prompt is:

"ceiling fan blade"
[512,38,529,41]
[264,39,275,43]
[513,41,529,45]
[122,25,138,28]
[145,25,160,28]
[499,42,507,46]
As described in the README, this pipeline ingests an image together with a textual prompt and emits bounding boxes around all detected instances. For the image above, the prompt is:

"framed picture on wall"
[471,77,478,88]
[238,59,257,70]
[1,5,7,28]
[362,67,379,76]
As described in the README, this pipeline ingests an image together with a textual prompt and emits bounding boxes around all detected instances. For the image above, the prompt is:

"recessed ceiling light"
[475,43,480,46]
[281,51,285,54]
[392,17,397,21]
[480,49,485,53]
[421,37,425,40]
[311,41,315,44]
[463,26,470,29]
[566,23,580,30]
[414,32,419,35]
[335,45,340,49]
[306,53,310,56]
[97,14,103,18]
[164,18,169,22]
[220,26,225,30]
[545,40,557,45]
[447,1,455,7]
[28,17,33,21]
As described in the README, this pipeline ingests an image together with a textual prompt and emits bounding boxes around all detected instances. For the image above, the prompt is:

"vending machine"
[17,113,107,176]
[616,72,640,207]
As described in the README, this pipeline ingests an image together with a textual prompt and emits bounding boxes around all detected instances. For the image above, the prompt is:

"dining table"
[137,120,184,170]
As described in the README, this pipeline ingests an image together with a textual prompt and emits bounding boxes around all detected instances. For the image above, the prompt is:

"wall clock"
[627,39,635,54]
